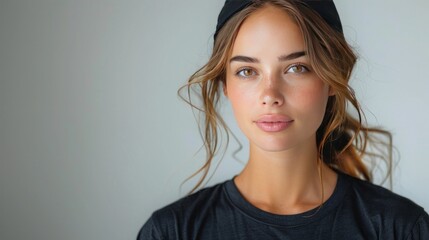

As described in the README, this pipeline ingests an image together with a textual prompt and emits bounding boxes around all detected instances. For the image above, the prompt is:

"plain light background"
[0,0,428,239]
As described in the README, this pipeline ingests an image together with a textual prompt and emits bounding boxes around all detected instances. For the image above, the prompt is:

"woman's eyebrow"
[278,51,306,61]
[229,55,259,63]
[229,51,307,63]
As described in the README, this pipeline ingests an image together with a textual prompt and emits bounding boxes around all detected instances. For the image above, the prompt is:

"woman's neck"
[234,143,337,215]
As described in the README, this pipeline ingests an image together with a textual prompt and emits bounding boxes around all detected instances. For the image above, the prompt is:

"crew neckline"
[223,171,350,227]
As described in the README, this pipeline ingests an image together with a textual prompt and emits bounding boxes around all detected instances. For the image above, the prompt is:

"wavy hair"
[179,0,392,194]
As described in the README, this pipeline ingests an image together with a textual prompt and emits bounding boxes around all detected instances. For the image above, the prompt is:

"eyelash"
[236,68,257,78]
[235,63,310,78]
[286,63,310,74]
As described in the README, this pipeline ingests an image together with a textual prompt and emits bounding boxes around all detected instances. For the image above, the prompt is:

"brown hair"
[179,0,392,194]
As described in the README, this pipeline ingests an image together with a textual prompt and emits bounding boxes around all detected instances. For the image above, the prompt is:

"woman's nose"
[259,76,285,107]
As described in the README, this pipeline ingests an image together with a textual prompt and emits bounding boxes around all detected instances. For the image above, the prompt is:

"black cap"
[214,0,343,39]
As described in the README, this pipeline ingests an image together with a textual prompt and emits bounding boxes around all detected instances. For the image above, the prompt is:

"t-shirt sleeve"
[406,211,429,240]
[137,215,162,240]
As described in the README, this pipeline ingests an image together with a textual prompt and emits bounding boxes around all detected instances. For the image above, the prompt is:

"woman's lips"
[255,115,294,132]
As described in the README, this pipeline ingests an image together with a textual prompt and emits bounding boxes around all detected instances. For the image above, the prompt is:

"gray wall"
[0,0,428,239]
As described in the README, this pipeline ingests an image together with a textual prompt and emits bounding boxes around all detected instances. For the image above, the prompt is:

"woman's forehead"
[231,5,305,58]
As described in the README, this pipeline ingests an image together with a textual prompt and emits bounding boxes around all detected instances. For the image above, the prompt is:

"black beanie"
[214,0,343,39]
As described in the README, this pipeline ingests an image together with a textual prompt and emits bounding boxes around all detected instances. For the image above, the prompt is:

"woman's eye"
[286,64,309,74]
[237,68,256,77]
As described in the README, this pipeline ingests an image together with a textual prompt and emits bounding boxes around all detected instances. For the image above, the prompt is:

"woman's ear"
[223,82,228,97]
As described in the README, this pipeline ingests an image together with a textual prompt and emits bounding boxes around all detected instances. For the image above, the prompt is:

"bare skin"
[225,5,337,215]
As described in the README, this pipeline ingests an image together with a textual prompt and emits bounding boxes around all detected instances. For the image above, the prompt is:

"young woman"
[139,0,429,239]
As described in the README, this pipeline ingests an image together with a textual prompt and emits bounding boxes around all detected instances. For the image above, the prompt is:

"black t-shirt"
[138,172,429,239]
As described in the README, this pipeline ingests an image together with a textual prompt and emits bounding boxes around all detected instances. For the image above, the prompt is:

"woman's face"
[225,5,332,153]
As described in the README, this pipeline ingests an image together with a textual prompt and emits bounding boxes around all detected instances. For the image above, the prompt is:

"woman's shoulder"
[157,179,229,215]
[138,180,231,239]
[342,172,424,213]
[340,172,429,233]
[327,172,429,239]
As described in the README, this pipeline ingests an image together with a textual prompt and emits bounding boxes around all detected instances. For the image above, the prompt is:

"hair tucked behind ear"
[178,0,392,194]
[292,1,393,182]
